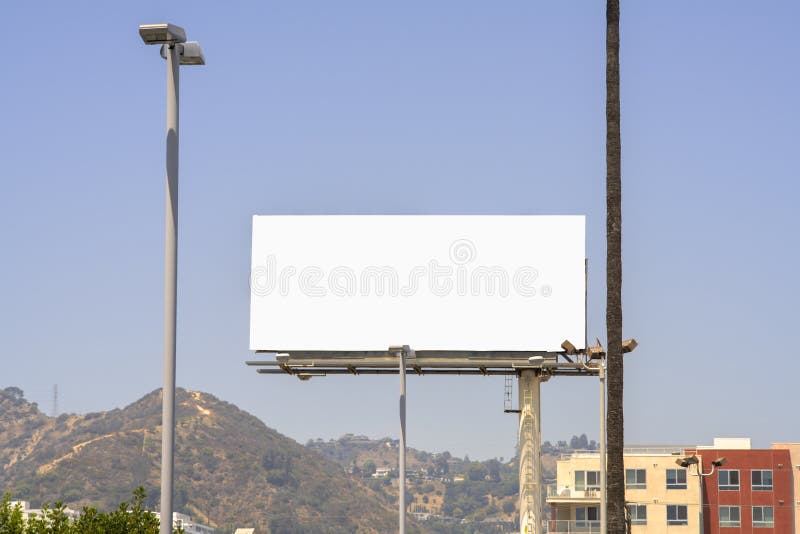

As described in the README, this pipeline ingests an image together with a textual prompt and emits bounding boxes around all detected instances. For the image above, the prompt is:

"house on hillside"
[373,466,394,478]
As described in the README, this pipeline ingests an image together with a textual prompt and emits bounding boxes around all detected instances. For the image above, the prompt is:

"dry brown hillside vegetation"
[0,386,418,534]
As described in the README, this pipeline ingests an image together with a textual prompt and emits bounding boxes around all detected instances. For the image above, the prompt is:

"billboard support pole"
[518,369,543,534]
[391,345,410,534]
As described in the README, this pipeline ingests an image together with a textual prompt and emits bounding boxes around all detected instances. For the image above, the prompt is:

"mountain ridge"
[0,386,416,534]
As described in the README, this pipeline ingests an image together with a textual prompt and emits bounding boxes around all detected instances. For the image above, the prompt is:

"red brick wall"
[685,449,793,533]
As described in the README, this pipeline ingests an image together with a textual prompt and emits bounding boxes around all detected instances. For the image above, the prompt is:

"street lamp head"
[179,42,205,65]
[676,455,699,468]
[712,457,727,467]
[158,42,206,65]
[139,23,186,45]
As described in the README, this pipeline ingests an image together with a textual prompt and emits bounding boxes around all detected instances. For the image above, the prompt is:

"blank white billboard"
[250,215,585,352]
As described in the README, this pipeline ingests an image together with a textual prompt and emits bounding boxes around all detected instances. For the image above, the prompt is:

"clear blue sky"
[2,1,798,460]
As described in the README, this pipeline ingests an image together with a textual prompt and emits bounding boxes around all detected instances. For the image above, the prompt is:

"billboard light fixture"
[622,338,638,353]
[561,339,577,355]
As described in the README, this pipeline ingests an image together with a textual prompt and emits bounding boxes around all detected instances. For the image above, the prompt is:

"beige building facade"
[547,448,702,533]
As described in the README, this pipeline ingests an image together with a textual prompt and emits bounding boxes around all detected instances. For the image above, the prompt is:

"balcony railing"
[543,520,602,533]
[547,487,600,499]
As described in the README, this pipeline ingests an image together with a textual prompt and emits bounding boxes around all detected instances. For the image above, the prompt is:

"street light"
[139,22,204,534]
[139,23,186,44]
[675,455,699,468]
[159,41,206,66]
[676,455,727,534]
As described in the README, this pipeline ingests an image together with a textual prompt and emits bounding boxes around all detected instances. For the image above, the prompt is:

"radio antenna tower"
[52,384,58,418]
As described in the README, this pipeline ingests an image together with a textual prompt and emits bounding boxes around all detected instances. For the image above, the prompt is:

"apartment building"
[547,439,798,533]
[684,438,794,533]
[547,447,702,532]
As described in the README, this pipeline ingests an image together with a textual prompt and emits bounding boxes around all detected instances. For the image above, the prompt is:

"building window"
[751,470,773,491]
[626,468,646,489]
[629,504,647,525]
[718,470,740,491]
[575,470,600,492]
[666,469,687,489]
[666,505,688,526]
[719,506,741,527]
[576,506,599,528]
[752,506,774,528]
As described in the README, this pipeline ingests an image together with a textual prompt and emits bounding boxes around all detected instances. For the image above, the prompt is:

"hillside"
[0,387,415,534]
[307,434,597,532]
[309,435,521,531]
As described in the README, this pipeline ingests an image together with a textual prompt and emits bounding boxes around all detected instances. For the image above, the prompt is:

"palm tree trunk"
[605,1,625,533]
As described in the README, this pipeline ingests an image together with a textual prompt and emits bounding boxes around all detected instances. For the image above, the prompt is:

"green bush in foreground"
[0,488,184,534]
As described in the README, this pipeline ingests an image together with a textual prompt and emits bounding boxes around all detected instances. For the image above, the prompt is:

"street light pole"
[675,455,727,534]
[139,24,204,534]
[161,42,180,534]
[697,467,704,534]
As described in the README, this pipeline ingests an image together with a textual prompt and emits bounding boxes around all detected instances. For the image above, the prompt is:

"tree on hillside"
[569,434,590,450]
[362,460,377,477]
[467,463,487,482]
[2,387,25,400]
[605,0,625,532]
[434,455,449,475]
[485,459,502,482]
